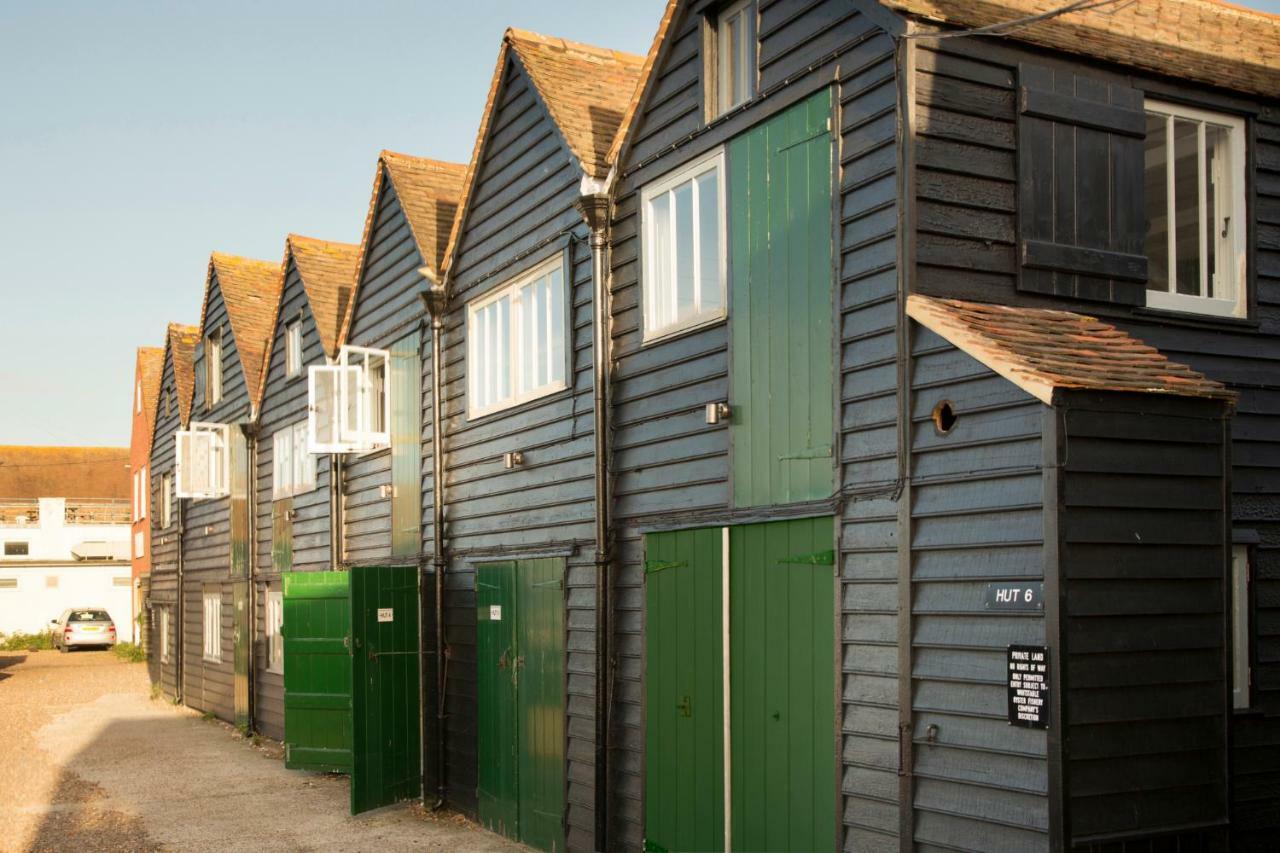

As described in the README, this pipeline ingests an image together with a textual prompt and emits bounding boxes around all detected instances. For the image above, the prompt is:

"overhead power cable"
[902,0,1132,40]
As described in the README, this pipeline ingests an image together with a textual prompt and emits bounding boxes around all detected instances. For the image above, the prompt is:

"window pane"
[548,267,565,386]
[1144,114,1169,293]
[696,169,721,312]
[674,180,695,319]
[496,298,510,402]
[733,11,749,105]
[1173,118,1202,297]
[650,193,672,331]
[1206,124,1229,300]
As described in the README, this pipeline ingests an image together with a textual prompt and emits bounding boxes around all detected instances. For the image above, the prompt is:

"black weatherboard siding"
[902,31,1280,847]
[610,1,903,849]
[148,336,185,700]
[252,254,334,741]
[183,272,248,723]
[440,52,598,845]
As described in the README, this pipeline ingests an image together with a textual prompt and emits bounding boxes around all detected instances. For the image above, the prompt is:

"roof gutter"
[575,168,615,853]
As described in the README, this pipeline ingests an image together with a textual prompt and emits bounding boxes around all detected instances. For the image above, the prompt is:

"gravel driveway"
[0,650,524,852]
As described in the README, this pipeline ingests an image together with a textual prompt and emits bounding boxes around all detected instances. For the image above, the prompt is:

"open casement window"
[1017,64,1148,304]
[1144,101,1247,318]
[466,254,569,418]
[307,345,391,453]
[174,422,230,499]
[641,149,727,342]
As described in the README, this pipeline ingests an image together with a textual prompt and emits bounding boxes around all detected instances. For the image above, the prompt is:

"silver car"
[49,608,118,651]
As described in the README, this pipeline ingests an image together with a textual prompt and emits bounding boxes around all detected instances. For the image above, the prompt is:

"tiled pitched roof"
[506,28,645,180]
[168,322,200,427]
[906,294,1234,405]
[343,152,465,342]
[288,235,361,359]
[0,446,130,500]
[441,29,644,278]
[135,346,164,443]
[200,253,282,410]
[608,0,680,168]
[881,0,1280,98]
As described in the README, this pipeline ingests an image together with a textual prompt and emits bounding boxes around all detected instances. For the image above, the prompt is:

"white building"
[0,447,132,638]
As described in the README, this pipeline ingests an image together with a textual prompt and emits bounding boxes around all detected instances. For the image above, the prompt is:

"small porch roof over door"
[906,294,1236,405]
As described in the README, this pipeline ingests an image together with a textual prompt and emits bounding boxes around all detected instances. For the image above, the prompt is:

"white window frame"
[133,470,142,521]
[138,466,147,520]
[1144,100,1247,319]
[135,381,143,414]
[306,345,392,453]
[161,472,173,528]
[266,589,284,673]
[134,530,144,559]
[203,590,222,663]
[205,330,223,408]
[174,422,230,499]
[1233,545,1251,710]
[273,422,316,499]
[160,607,171,664]
[286,321,303,378]
[715,0,756,117]
[640,148,729,343]
[465,254,570,419]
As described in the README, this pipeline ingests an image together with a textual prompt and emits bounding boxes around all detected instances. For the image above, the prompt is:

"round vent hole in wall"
[932,400,958,435]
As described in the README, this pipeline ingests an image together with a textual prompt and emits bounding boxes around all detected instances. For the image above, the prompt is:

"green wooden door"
[283,571,352,773]
[729,89,835,508]
[730,517,836,852]
[232,581,250,730]
[644,527,725,853]
[350,565,421,814]
[477,559,566,852]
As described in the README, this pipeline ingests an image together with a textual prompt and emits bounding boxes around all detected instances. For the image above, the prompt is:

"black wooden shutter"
[1018,63,1147,304]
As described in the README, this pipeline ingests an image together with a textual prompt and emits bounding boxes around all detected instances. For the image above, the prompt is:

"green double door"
[476,558,566,852]
[645,517,836,853]
[282,565,421,815]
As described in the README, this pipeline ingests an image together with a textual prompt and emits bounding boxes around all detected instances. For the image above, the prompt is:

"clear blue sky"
[0,0,1276,447]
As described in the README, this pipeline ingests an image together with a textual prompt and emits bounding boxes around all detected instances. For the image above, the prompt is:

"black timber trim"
[1043,403,1067,853]
[1021,240,1147,283]
[1018,86,1146,137]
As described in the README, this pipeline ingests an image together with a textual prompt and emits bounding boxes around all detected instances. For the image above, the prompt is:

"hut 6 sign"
[984,582,1044,611]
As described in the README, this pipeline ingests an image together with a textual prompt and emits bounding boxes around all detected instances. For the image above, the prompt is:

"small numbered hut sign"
[1007,645,1049,729]
[377,607,394,623]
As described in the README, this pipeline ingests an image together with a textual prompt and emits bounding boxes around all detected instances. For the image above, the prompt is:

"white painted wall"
[0,562,134,635]
[0,497,134,636]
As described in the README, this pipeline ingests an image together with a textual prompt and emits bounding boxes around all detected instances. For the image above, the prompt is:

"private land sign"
[1007,644,1049,729]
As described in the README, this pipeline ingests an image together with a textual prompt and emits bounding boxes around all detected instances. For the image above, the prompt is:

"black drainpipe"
[575,189,613,853]
[419,273,449,809]
[175,495,185,704]
[244,422,257,732]
[330,453,342,570]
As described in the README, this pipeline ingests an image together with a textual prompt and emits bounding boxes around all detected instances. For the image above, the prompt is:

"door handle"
[677,695,692,718]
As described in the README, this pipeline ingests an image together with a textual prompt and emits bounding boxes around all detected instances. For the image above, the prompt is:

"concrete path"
[0,649,524,852]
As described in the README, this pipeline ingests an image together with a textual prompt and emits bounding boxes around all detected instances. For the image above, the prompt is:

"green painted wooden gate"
[644,527,726,853]
[476,558,566,852]
[644,518,836,852]
[729,88,835,508]
[350,564,421,814]
[283,566,421,816]
[283,571,353,774]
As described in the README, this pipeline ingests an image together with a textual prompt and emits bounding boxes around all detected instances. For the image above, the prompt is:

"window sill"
[641,312,728,348]
[466,382,572,423]
[1132,304,1260,331]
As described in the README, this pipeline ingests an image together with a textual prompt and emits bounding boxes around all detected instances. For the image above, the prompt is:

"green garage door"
[283,571,352,774]
[477,558,566,852]
[644,518,836,852]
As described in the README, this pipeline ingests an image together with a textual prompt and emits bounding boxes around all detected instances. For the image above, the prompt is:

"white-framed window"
[159,607,171,664]
[1143,101,1247,318]
[161,472,173,528]
[138,466,147,519]
[286,321,303,377]
[203,590,222,662]
[308,344,392,453]
[174,422,230,499]
[133,470,141,521]
[135,381,143,414]
[466,254,569,419]
[641,149,728,342]
[714,0,756,116]
[273,422,317,499]
[205,329,223,407]
[266,589,284,673]
[134,530,144,559]
[1233,545,1251,710]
